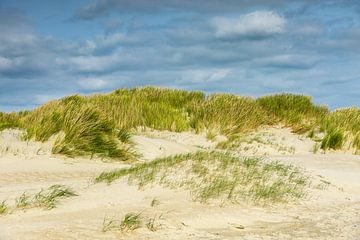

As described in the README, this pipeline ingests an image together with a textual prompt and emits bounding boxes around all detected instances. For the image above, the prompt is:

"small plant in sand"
[33,185,77,210]
[15,192,31,209]
[102,212,143,233]
[14,185,76,211]
[150,198,160,207]
[312,143,320,154]
[120,212,142,232]
[96,151,310,204]
[0,200,8,215]
[146,214,164,232]
[321,128,344,151]
[102,216,121,232]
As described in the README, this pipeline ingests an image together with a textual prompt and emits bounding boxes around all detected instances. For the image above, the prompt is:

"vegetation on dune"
[320,107,360,151]
[20,96,135,160]
[90,87,205,132]
[201,94,270,135]
[1,185,77,214]
[0,86,359,158]
[0,200,8,215]
[256,93,328,133]
[95,151,309,204]
[102,212,142,232]
[0,112,22,131]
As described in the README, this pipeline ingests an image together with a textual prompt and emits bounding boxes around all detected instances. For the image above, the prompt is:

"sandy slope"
[0,129,360,240]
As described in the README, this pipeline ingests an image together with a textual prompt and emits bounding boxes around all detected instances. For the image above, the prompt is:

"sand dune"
[0,128,360,240]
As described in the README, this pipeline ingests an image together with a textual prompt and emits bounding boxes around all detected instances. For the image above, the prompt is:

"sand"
[0,128,360,240]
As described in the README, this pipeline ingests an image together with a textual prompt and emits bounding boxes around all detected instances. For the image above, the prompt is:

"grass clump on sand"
[320,107,360,151]
[256,93,328,133]
[102,212,142,232]
[0,112,23,131]
[14,185,77,211]
[93,87,205,132]
[0,201,8,215]
[96,151,309,204]
[199,94,270,135]
[32,185,77,210]
[20,96,135,160]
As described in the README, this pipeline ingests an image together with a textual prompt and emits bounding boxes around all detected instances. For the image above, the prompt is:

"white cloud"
[78,77,107,90]
[77,33,140,55]
[180,69,231,83]
[56,54,118,72]
[293,25,324,36]
[252,54,319,69]
[0,57,12,71]
[212,11,286,38]
[33,94,62,105]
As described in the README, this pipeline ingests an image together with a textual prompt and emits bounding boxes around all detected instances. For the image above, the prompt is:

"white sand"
[0,128,360,240]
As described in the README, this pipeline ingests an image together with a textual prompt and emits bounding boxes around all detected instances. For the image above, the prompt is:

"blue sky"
[0,0,359,111]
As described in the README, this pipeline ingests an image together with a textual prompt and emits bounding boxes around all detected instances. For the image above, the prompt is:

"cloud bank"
[0,1,360,111]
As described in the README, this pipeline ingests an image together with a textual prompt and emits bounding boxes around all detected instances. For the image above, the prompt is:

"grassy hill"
[0,87,359,160]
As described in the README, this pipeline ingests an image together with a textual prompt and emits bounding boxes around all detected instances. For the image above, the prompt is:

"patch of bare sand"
[0,129,360,240]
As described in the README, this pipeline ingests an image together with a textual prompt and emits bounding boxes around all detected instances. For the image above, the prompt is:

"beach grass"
[0,87,358,157]
[95,151,310,204]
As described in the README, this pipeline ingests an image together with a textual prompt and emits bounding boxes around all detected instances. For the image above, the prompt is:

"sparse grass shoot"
[146,214,164,232]
[102,216,121,232]
[33,185,77,210]
[0,201,8,215]
[120,212,142,232]
[150,198,160,207]
[15,192,31,209]
[12,185,77,211]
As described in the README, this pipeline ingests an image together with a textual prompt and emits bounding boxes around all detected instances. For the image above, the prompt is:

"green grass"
[96,151,309,204]
[13,185,77,211]
[321,128,344,151]
[320,107,360,151]
[15,192,31,209]
[0,112,23,131]
[200,94,271,135]
[257,93,328,133]
[150,198,160,207]
[21,97,135,160]
[0,87,358,157]
[33,185,77,210]
[101,212,142,232]
[0,201,8,215]
[120,212,142,232]
[102,216,120,232]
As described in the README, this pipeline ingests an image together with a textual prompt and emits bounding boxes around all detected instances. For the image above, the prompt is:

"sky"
[0,0,359,111]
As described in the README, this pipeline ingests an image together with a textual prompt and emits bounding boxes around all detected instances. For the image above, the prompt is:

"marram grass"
[95,151,310,204]
[0,86,359,158]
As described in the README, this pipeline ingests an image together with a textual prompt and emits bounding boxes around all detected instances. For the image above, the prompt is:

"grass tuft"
[15,192,31,209]
[33,185,77,210]
[146,214,164,232]
[321,128,344,151]
[96,151,309,204]
[257,93,328,133]
[13,185,77,211]
[150,198,160,207]
[0,201,8,215]
[120,212,142,232]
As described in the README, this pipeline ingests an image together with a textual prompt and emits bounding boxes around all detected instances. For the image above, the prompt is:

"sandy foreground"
[0,128,360,240]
